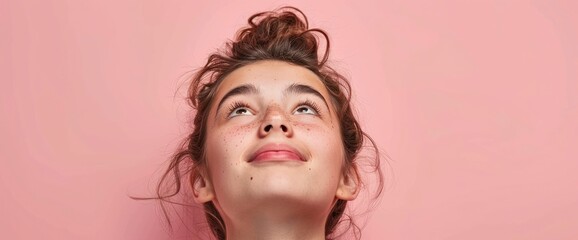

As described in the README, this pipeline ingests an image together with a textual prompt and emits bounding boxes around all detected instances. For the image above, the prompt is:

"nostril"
[281,125,287,132]
[264,125,272,132]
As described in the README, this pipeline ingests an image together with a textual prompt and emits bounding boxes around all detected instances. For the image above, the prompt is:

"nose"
[258,108,294,138]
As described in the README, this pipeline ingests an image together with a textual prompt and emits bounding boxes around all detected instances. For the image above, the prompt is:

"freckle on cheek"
[250,177,253,180]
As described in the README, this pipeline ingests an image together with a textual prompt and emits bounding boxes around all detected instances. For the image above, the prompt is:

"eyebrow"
[215,83,331,114]
[216,84,259,112]
[284,83,330,110]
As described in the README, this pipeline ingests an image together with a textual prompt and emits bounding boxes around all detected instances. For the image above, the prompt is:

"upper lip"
[248,143,306,162]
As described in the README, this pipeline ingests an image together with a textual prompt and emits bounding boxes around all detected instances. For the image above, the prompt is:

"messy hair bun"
[231,7,326,67]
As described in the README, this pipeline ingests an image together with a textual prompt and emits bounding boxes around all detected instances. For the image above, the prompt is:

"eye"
[293,100,320,115]
[230,107,252,117]
[227,102,254,118]
[294,106,317,115]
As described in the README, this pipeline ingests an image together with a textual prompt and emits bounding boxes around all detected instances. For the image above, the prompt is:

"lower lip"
[251,151,303,163]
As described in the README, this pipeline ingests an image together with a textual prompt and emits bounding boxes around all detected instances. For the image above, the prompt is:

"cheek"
[295,122,345,199]
[294,121,344,166]
[294,119,341,143]
[204,122,259,175]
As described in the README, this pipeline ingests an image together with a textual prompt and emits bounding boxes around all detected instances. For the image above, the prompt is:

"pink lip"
[249,143,305,163]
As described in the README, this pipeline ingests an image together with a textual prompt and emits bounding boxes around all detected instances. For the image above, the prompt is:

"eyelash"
[226,100,322,117]
[296,99,321,115]
[227,101,251,115]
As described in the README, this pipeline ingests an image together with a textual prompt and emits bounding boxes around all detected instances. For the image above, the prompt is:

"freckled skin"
[202,60,347,230]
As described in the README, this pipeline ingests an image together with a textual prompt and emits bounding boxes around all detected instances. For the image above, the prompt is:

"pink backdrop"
[1,0,577,239]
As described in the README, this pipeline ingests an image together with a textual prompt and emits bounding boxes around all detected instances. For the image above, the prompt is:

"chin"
[246,190,334,219]
[250,177,335,206]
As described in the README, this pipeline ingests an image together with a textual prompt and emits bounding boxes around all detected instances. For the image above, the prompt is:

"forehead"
[214,60,329,99]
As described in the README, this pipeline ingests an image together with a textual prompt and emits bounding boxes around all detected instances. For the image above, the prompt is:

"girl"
[153,6,383,240]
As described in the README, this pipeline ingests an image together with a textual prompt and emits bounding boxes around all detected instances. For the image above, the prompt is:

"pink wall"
[1,0,577,239]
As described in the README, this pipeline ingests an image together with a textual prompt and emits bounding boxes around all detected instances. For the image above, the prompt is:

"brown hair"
[148,6,383,240]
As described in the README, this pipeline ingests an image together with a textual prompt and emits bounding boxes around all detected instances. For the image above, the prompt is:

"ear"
[335,166,360,201]
[192,172,215,204]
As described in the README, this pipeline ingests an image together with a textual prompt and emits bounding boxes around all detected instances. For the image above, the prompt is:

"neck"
[223,201,329,240]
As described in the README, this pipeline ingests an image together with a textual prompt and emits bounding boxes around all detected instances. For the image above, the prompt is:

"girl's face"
[197,60,356,223]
